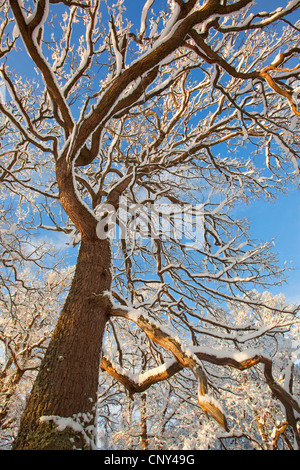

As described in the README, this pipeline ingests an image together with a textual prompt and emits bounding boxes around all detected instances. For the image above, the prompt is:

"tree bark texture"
[140,393,148,451]
[13,238,112,450]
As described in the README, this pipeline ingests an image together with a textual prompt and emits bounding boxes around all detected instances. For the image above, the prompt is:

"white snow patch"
[40,414,97,449]
[140,0,155,36]
[197,393,225,415]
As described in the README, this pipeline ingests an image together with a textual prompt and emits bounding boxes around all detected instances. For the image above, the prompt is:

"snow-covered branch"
[107,301,300,438]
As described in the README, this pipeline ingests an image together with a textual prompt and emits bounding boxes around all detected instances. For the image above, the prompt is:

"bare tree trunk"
[13,238,112,450]
[140,393,148,450]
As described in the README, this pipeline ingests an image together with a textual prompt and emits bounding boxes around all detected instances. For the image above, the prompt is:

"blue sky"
[240,186,300,305]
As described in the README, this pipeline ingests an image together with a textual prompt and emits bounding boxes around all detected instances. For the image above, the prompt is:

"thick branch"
[68,0,253,164]
[55,157,97,239]
[9,0,74,134]
[108,304,300,441]
[100,355,182,397]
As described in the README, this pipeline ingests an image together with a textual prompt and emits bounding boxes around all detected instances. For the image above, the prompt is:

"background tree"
[0,194,72,448]
[0,0,299,450]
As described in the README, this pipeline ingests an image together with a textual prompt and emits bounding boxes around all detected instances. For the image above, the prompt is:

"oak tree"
[0,0,299,449]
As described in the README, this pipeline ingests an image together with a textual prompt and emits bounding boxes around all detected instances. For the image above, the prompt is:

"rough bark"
[13,238,112,450]
[140,393,148,451]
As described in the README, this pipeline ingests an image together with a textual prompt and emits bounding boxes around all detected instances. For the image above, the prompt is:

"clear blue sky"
[239,187,300,305]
